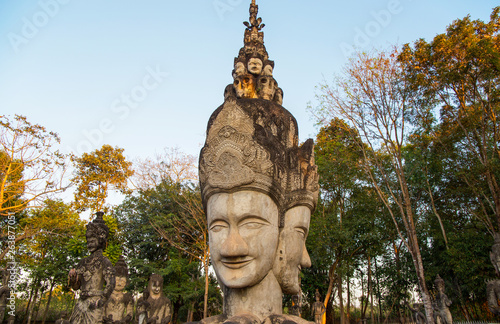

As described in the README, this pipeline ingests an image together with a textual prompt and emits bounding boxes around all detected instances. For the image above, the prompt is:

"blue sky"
[1,0,497,160]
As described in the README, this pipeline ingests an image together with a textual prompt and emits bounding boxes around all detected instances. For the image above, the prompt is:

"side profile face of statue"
[247,58,263,75]
[273,206,311,295]
[234,62,246,76]
[207,190,279,289]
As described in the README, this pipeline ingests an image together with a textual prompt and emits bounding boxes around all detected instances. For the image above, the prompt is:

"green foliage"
[71,144,134,213]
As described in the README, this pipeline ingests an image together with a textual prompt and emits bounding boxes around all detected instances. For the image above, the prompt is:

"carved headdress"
[86,211,109,243]
[199,1,318,226]
[115,255,129,278]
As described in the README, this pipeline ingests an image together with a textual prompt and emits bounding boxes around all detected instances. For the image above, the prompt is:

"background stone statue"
[488,233,500,316]
[433,275,452,324]
[198,2,318,323]
[312,290,325,324]
[68,212,115,324]
[136,274,171,324]
[0,268,10,324]
[405,301,425,324]
[104,256,133,324]
[289,295,301,317]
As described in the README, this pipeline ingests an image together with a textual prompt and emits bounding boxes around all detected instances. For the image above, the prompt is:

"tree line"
[0,6,499,324]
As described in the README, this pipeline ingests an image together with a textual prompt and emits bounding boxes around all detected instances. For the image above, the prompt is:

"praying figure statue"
[289,295,301,317]
[103,256,134,324]
[135,274,172,324]
[312,290,325,324]
[68,212,115,324]
[433,275,452,324]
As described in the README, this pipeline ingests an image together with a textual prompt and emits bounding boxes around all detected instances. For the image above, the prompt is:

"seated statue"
[135,274,172,324]
[68,212,115,324]
[103,256,133,324]
[289,295,301,317]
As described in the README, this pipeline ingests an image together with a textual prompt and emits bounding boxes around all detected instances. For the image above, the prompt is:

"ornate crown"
[199,1,318,226]
[86,211,109,243]
[115,255,129,278]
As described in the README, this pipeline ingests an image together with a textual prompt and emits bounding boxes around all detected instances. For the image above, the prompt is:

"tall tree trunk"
[203,256,209,318]
[323,257,341,324]
[23,283,36,324]
[27,281,40,324]
[374,259,382,324]
[347,277,351,324]
[41,279,55,324]
[369,256,374,324]
[339,274,345,324]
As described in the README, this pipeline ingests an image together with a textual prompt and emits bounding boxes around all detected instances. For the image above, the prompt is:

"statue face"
[258,76,276,100]
[86,234,100,253]
[234,62,246,76]
[247,58,263,75]
[273,206,312,295]
[115,276,127,292]
[207,191,279,289]
[150,279,162,297]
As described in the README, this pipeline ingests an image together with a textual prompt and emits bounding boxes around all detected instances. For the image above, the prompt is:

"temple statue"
[198,1,318,323]
[103,256,134,324]
[68,212,116,324]
[289,295,301,317]
[0,268,10,324]
[488,233,500,316]
[135,274,172,324]
[405,302,425,324]
[433,275,452,324]
[312,290,325,324]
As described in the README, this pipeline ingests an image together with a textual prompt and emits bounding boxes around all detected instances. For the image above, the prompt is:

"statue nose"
[220,228,249,257]
[300,246,312,269]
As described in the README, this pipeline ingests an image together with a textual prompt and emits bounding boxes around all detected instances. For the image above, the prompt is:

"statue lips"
[221,257,254,269]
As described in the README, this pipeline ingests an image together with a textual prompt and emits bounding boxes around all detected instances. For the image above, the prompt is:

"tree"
[132,147,197,191]
[311,48,436,323]
[71,144,134,213]
[399,7,500,236]
[0,114,68,217]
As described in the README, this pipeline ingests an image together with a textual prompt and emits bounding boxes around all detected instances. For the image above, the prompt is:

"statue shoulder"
[123,292,134,305]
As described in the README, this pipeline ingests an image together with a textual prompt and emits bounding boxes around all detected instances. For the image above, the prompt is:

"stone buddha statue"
[103,256,134,324]
[136,274,172,324]
[68,212,116,324]
[198,2,319,323]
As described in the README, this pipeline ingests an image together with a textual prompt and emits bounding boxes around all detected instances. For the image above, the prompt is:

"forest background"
[1,5,500,324]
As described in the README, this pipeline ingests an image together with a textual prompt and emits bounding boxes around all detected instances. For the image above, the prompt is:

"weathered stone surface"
[68,212,115,324]
[312,290,325,324]
[433,275,452,324]
[0,268,10,324]
[136,274,172,324]
[197,1,318,323]
[103,256,133,324]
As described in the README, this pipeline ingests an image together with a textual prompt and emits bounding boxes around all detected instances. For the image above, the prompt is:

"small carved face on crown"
[262,65,273,76]
[234,62,246,77]
[274,88,283,106]
[248,58,263,75]
[234,75,257,99]
[257,76,276,100]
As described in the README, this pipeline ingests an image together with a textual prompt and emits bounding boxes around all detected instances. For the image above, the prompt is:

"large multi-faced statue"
[103,256,134,324]
[136,274,172,324]
[198,1,319,323]
[68,212,116,324]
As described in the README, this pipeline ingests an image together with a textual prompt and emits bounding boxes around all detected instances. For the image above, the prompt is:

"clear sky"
[1,0,497,160]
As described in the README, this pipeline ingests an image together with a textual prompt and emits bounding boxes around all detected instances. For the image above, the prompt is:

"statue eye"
[240,217,269,230]
[295,227,307,238]
[210,221,228,233]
